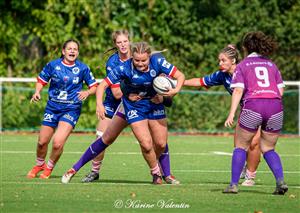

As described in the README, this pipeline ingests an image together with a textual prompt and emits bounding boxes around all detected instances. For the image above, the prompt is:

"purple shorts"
[238,99,283,133]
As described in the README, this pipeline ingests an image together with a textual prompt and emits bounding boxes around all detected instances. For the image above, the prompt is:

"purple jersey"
[230,53,284,100]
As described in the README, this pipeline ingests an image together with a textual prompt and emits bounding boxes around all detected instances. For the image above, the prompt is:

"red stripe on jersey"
[169,66,177,77]
[37,77,48,86]
[88,82,98,89]
[104,77,113,86]
[110,83,120,88]
[199,78,209,89]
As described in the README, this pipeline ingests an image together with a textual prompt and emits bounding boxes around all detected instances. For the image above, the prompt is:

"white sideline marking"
[1,150,299,157]
[173,170,300,174]
[212,151,232,156]
[2,181,300,189]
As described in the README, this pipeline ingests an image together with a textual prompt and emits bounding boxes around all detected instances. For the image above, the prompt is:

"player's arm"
[96,79,110,120]
[30,82,44,103]
[77,85,97,101]
[164,68,185,97]
[184,78,203,87]
[111,84,123,99]
[224,87,243,127]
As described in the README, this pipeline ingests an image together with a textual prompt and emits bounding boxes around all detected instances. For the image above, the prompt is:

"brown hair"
[220,44,240,64]
[131,42,152,55]
[242,31,277,56]
[60,39,80,58]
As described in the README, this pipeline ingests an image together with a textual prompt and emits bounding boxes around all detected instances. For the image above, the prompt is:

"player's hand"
[77,90,90,101]
[96,104,106,120]
[128,93,142,102]
[30,92,41,103]
[162,87,178,97]
[150,94,163,104]
[224,113,235,127]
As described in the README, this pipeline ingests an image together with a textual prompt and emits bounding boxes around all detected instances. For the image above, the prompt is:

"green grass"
[1,133,299,213]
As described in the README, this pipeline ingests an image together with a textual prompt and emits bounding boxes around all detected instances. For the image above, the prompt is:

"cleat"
[163,175,180,185]
[273,180,288,195]
[152,174,163,185]
[240,164,247,179]
[81,171,99,183]
[61,168,76,184]
[241,178,255,186]
[27,164,45,178]
[39,167,53,179]
[223,184,238,194]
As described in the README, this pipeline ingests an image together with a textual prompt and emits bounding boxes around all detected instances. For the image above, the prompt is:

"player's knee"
[52,142,64,151]
[140,142,153,154]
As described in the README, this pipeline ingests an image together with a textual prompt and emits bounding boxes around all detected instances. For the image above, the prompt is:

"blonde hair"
[131,41,167,56]
[103,30,130,55]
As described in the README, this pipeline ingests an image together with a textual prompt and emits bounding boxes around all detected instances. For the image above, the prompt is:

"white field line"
[173,170,300,174]
[0,150,299,157]
[2,181,300,189]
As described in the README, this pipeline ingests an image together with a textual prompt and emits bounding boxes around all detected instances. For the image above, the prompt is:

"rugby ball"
[153,76,177,94]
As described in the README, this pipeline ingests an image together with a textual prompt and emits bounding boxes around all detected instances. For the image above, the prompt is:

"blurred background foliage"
[1,0,299,133]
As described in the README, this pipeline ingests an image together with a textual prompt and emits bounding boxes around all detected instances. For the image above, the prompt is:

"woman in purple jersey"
[27,39,98,179]
[62,42,185,184]
[223,31,287,195]
[184,45,262,186]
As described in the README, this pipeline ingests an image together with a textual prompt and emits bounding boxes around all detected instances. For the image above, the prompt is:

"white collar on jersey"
[247,52,261,57]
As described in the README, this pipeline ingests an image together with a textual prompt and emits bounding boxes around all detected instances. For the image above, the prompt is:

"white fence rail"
[0,77,299,135]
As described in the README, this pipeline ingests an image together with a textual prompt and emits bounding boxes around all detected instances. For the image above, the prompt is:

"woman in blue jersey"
[27,39,98,179]
[82,31,180,185]
[81,30,130,182]
[184,45,261,186]
[62,42,185,184]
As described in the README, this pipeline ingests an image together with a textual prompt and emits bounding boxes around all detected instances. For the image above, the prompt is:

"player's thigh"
[250,127,261,150]
[130,120,153,151]
[52,121,73,146]
[96,117,112,132]
[102,115,127,144]
[260,130,279,153]
[148,118,168,148]
[38,125,55,144]
[234,124,256,149]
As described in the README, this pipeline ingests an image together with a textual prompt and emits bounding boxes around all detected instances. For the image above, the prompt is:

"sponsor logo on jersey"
[107,66,112,71]
[63,76,69,82]
[153,109,165,116]
[162,60,171,69]
[44,113,54,122]
[73,77,79,84]
[63,114,74,122]
[72,67,80,74]
[89,72,95,80]
[150,69,156,77]
[105,106,114,112]
[267,62,273,67]
[132,74,139,79]
[55,66,61,71]
[120,66,124,71]
[127,110,138,120]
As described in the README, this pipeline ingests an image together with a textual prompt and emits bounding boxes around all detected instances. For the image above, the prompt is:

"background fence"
[0,78,299,135]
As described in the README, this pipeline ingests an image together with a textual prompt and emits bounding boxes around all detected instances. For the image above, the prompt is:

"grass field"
[1,133,299,213]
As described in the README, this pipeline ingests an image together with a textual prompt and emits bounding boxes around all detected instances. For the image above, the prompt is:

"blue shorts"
[42,102,81,128]
[122,98,166,124]
[103,99,121,119]
[239,99,283,133]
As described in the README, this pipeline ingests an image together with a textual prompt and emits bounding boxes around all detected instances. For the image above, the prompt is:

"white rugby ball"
[153,76,177,94]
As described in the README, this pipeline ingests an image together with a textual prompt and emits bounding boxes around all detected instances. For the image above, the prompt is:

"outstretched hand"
[30,93,41,103]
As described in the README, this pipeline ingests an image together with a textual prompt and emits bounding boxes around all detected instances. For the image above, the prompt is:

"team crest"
[150,69,156,77]
[72,67,80,74]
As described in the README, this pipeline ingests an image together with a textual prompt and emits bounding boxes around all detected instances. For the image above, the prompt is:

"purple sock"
[159,143,171,177]
[73,137,108,172]
[230,148,247,185]
[263,150,284,182]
